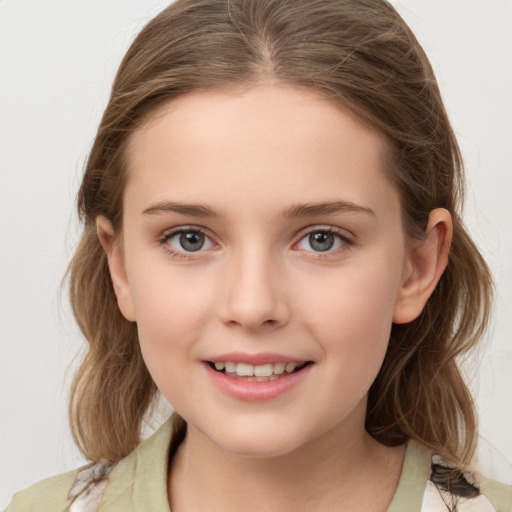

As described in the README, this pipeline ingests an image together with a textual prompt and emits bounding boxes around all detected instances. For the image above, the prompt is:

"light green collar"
[101,420,431,512]
[387,440,431,512]
[101,419,172,511]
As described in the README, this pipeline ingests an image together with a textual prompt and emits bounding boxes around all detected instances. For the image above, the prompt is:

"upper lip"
[205,352,310,365]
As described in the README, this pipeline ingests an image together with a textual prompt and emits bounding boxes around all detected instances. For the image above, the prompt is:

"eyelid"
[295,224,353,242]
[161,224,211,239]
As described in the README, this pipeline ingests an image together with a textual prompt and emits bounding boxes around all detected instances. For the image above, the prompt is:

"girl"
[5,0,511,511]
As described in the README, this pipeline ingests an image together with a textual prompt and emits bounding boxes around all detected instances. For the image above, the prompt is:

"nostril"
[226,318,278,328]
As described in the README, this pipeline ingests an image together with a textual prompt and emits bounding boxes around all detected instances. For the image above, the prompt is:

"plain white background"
[1,0,511,507]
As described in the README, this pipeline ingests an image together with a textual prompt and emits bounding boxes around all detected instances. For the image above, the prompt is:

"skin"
[98,83,452,512]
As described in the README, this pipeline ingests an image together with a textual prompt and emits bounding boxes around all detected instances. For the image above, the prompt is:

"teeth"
[273,362,285,375]
[253,363,273,377]
[212,361,306,377]
[285,362,297,373]
[225,362,236,373]
[236,363,254,377]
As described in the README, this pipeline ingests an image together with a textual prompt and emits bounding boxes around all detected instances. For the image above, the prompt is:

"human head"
[68,0,492,465]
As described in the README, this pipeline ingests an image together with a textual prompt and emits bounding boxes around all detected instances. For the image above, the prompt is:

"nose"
[218,246,290,331]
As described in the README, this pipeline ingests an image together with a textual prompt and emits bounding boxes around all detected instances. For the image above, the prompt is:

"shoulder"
[5,467,82,512]
[4,418,176,512]
[424,452,512,512]
[5,459,118,512]
[422,475,512,512]
[478,476,512,512]
[390,440,512,512]
[4,457,129,512]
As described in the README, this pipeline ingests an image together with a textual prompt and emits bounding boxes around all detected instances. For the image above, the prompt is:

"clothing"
[5,418,512,512]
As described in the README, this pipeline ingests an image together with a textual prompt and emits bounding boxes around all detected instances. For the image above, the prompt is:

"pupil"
[180,231,204,251]
[309,232,334,252]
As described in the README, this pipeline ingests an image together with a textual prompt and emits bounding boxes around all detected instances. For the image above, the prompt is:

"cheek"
[302,281,395,427]
[298,261,401,374]
[127,267,215,385]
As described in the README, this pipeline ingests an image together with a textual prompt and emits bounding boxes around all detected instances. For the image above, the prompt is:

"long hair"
[68,0,493,467]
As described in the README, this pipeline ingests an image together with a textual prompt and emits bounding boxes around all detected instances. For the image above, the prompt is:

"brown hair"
[68,0,493,469]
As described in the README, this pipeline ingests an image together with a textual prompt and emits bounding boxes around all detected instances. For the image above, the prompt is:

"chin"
[197,416,318,459]
[218,434,304,459]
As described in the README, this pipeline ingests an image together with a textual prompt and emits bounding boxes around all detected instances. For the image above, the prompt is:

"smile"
[208,361,310,381]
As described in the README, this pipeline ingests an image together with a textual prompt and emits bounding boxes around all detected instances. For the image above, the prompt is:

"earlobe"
[96,216,136,322]
[393,208,453,324]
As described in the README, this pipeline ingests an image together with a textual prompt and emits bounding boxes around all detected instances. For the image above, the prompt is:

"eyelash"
[159,225,353,260]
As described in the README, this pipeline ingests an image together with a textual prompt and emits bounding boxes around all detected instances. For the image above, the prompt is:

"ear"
[96,216,136,322]
[393,208,453,324]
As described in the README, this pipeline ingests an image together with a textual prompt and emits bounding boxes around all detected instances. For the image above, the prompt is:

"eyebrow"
[281,201,376,218]
[142,200,375,219]
[142,201,219,217]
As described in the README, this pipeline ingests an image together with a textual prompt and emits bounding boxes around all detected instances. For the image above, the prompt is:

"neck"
[168,411,405,512]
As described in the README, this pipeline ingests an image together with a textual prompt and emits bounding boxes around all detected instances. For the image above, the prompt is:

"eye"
[297,229,349,253]
[164,228,215,253]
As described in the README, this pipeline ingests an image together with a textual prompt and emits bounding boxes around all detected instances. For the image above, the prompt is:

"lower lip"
[204,363,313,402]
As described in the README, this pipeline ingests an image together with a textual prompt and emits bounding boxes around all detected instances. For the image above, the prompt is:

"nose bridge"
[220,241,288,330]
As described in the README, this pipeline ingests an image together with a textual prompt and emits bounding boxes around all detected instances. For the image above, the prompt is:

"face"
[105,84,417,458]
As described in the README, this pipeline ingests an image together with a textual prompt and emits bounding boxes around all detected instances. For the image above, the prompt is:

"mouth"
[206,361,313,382]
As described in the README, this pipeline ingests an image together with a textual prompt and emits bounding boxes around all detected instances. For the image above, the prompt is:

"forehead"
[124,84,398,219]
